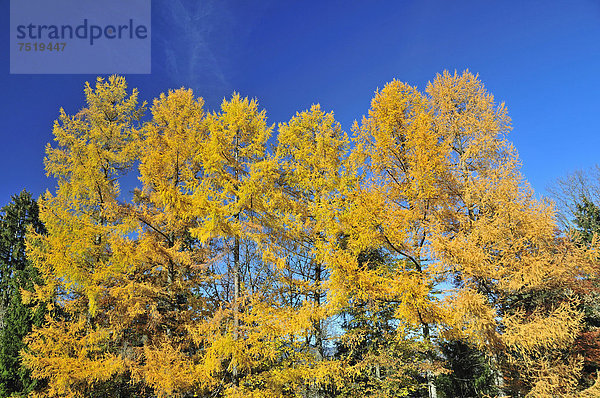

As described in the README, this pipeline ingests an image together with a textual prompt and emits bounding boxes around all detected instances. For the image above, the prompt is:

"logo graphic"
[10,0,151,74]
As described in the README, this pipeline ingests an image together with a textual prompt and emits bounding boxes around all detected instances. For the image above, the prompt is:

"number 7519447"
[18,42,66,51]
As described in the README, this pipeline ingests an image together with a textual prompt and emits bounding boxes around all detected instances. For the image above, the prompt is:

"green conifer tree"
[0,191,46,397]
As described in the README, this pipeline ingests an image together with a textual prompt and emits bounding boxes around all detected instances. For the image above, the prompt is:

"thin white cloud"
[156,0,232,96]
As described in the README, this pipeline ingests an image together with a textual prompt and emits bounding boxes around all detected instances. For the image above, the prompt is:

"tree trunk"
[232,233,240,385]
[313,262,323,359]
[232,131,241,386]
[423,322,437,398]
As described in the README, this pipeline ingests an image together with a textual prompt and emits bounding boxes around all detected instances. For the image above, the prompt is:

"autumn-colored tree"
[265,104,351,396]
[324,70,600,397]
[426,71,598,397]
[23,76,150,397]
[185,91,283,396]
[330,77,450,397]
[275,104,347,358]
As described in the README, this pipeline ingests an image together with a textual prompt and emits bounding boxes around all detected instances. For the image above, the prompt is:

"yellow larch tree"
[24,76,146,396]
[268,104,351,395]
[184,93,286,396]
[122,87,214,396]
[324,70,600,397]
[427,71,600,397]
[340,78,449,397]
[276,104,349,353]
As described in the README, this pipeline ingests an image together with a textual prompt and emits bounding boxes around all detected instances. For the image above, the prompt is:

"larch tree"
[184,92,283,396]
[334,78,449,397]
[122,87,214,396]
[426,71,598,397]
[23,76,148,397]
[323,70,600,397]
[272,104,351,395]
[277,105,350,349]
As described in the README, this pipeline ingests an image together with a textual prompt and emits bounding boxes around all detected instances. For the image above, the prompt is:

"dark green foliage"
[571,195,600,387]
[574,195,600,245]
[0,191,46,397]
[435,340,498,398]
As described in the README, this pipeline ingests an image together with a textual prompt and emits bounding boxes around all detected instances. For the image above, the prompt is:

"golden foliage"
[23,72,600,397]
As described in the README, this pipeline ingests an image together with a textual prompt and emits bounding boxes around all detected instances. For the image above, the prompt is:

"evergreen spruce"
[0,191,45,397]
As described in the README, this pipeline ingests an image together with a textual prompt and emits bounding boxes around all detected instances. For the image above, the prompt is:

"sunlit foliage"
[21,73,600,397]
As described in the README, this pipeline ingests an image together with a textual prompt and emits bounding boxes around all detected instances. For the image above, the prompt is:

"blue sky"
[1,0,600,207]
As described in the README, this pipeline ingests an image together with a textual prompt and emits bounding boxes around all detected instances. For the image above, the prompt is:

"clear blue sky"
[1,0,599,206]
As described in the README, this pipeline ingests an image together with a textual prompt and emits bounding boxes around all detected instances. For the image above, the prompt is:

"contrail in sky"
[155,0,232,99]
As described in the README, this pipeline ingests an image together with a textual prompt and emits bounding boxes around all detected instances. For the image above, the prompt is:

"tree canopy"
[19,73,600,398]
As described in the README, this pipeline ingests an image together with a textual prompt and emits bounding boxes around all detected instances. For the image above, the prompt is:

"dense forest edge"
[1,71,600,397]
